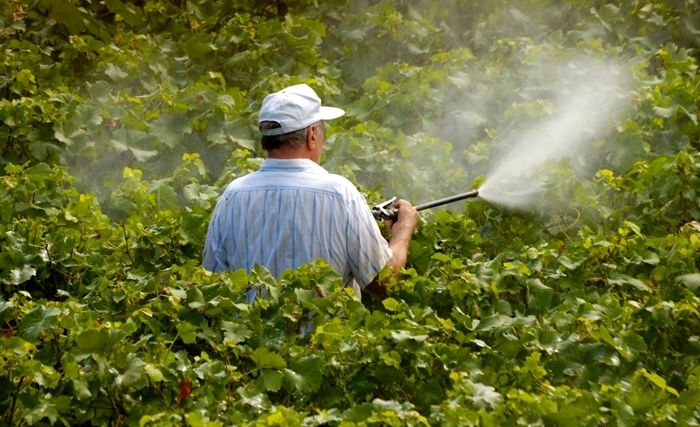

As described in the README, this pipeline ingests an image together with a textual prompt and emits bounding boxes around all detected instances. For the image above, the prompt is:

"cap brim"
[319,106,345,120]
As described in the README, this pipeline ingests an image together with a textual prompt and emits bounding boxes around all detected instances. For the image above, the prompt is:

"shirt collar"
[259,158,328,174]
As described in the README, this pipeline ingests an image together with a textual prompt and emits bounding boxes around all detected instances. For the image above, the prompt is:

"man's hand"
[366,199,419,298]
[387,199,419,233]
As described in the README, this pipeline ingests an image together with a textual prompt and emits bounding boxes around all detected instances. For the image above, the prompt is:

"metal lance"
[372,190,480,221]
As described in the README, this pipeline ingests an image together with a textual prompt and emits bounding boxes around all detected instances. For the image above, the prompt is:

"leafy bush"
[2,0,700,425]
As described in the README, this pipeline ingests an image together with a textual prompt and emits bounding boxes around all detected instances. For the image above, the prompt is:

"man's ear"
[306,124,318,149]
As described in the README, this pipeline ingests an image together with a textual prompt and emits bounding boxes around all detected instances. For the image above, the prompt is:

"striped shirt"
[202,158,392,301]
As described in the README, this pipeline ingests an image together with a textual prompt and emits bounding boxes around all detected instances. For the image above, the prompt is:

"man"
[203,83,419,302]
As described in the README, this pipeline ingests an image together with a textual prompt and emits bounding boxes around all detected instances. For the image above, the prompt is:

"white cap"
[258,84,345,136]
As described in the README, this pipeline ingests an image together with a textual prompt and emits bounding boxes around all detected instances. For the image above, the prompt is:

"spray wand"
[371,190,480,221]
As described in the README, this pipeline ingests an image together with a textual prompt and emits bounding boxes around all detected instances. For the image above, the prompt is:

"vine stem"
[121,223,135,265]
[9,376,25,426]
[106,386,123,420]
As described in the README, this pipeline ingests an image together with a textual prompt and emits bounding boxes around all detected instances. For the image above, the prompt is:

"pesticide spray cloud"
[477,60,630,210]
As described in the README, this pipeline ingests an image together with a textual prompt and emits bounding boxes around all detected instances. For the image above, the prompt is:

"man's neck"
[267,147,313,161]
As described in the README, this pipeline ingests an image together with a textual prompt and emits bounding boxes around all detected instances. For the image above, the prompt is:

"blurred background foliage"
[2,0,698,207]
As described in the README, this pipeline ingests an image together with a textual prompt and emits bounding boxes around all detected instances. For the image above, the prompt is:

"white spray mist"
[477,60,630,210]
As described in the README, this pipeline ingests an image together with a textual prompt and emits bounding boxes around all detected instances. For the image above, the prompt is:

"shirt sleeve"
[202,203,228,272]
[344,192,393,287]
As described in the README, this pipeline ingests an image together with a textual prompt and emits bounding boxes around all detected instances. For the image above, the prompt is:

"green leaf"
[7,265,36,285]
[88,81,112,101]
[477,314,515,331]
[390,330,428,342]
[180,210,207,246]
[195,360,225,380]
[186,286,205,309]
[16,69,36,88]
[598,326,617,348]
[257,369,284,392]
[129,147,158,162]
[375,363,402,384]
[252,347,287,370]
[144,363,164,383]
[221,320,252,345]
[526,279,553,312]
[184,411,209,427]
[608,273,651,292]
[54,122,86,146]
[558,256,583,270]
[676,274,700,291]
[104,0,144,26]
[75,328,127,354]
[381,350,401,368]
[641,251,660,265]
[41,0,85,33]
[642,371,672,393]
[431,253,452,263]
[294,288,316,304]
[176,321,198,344]
[284,355,324,392]
[72,379,92,400]
[468,382,503,409]
[73,104,103,127]
[382,298,400,311]
[22,394,71,425]
[615,332,647,361]
[0,300,15,323]
[19,306,60,341]
[149,114,192,148]
[105,63,128,81]
[183,33,214,59]
[237,384,271,410]
[116,357,146,388]
[207,119,255,149]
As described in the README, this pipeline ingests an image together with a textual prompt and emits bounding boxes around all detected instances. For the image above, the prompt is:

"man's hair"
[259,121,306,150]
[259,121,324,151]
